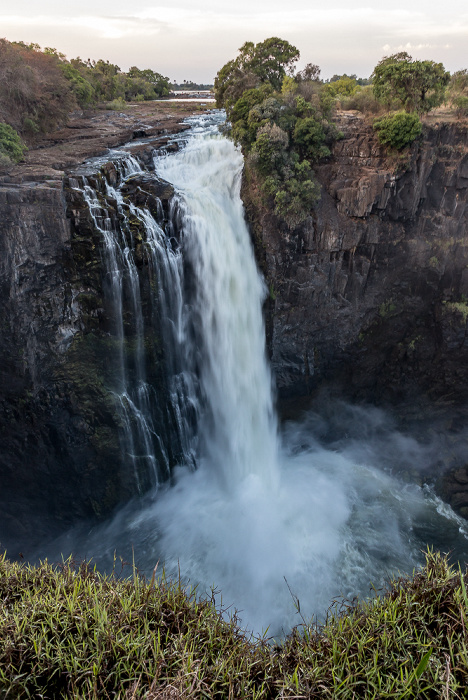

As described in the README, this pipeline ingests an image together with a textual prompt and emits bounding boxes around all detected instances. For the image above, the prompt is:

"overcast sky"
[1,1,467,82]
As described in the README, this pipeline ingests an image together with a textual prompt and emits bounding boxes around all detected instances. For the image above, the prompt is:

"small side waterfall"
[70,152,197,491]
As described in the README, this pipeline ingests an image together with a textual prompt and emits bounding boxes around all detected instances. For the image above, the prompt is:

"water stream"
[50,114,468,637]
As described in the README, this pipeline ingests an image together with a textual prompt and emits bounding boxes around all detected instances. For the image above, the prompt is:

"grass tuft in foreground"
[0,550,467,698]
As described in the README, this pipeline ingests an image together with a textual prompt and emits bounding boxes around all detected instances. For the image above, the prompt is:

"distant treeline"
[0,39,170,141]
[171,80,213,91]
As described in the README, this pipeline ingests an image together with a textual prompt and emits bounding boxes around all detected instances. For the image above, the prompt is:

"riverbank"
[0,101,209,183]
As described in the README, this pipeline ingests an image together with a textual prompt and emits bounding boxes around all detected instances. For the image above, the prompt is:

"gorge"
[1,108,468,636]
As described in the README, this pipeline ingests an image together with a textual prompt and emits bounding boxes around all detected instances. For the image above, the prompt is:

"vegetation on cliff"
[373,111,423,151]
[215,38,340,229]
[1,551,467,698]
[214,39,465,226]
[448,69,468,117]
[371,53,450,115]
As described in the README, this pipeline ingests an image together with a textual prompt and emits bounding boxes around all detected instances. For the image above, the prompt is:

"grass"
[1,551,467,698]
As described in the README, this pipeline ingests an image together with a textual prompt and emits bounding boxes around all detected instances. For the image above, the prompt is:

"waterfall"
[58,113,468,638]
[156,117,279,489]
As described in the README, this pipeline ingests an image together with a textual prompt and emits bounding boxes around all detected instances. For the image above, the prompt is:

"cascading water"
[70,153,196,491]
[156,118,279,489]
[51,113,468,638]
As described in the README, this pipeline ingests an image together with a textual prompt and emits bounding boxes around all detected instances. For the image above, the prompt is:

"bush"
[0,122,26,163]
[106,97,127,111]
[339,85,384,115]
[453,95,468,117]
[373,111,422,150]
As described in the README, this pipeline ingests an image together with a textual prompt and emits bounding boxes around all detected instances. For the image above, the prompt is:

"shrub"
[339,85,384,114]
[373,111,422,150]
[453,95,468,117]
[106,97,127,111]
[0,122,26,163]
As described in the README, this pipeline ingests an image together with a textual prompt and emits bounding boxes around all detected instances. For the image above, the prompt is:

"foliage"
[322,75,359,99]
[1,551,468,698]
[452,95,468,118]
[127,66,170,97]
[0,38,171,139]
[338,85,383,114]
[172,80,213,90]
[59,62,95,106]
[105,98,127,111]
[447,69,468,117]
[215,38,340,228]
[214,37,300,110]
[372,52,449,114]
[0,122,26,164]
[373,111,422,150]
[297,63,321,82]
[0,39,76,136]
[294,117,330,160]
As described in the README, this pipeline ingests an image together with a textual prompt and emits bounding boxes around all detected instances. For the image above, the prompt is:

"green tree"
[127,67,170,96]
[448,69,468,117]
[215,39,336,228]
[372,52,449,114]
[293,117,330,160]
[214,37,300,109]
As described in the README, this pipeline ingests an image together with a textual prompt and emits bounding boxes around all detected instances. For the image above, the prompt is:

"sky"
[0,0,467,83]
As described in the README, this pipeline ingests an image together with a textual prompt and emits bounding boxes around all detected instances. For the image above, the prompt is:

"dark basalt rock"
[0,151,181,555]
[244,115,468,407]
[120,174,174,219]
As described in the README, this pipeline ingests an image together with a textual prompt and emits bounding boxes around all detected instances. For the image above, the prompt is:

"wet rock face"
[0,158,179,555]
[245,115,468,410]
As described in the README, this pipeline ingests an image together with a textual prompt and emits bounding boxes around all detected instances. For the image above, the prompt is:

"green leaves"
[0,123,26,165]
[373,111,422,150]
[215,38,339,229]
[214,37,299,110]
[372,52,449,114]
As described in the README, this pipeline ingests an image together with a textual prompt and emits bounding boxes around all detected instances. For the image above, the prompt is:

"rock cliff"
[243,113,468,410]
[0,105,195,553]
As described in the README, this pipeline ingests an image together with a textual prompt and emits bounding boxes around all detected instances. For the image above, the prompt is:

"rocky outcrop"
[244,113,468,412]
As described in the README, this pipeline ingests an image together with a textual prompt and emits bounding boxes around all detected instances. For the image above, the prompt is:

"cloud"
[1,6,466,42]
[382,42,453,52]
[0,13,167,40]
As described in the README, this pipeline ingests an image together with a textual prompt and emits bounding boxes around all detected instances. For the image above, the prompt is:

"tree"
[372,52,449,114]
[297,63,321,82]
[448,69,468,118]
[0,122,26,164]
[127,67,170,96]
[214,37,300,109]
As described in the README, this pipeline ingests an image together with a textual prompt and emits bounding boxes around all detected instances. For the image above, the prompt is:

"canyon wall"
[2,110,468,548]
[0,150,181,552]
[244,114,468,413]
